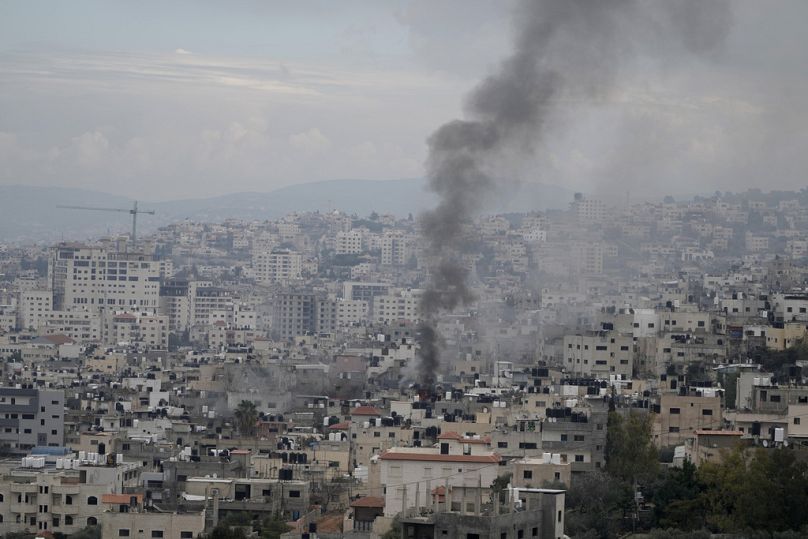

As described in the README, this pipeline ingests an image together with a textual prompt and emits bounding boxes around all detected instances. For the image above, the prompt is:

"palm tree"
[234,400,258,437]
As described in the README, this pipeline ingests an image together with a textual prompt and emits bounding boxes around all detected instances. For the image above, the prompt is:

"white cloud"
[288,128,331,152]
[174,48,192,55]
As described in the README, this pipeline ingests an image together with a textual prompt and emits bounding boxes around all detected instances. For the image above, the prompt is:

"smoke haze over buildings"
[417,0,733,385]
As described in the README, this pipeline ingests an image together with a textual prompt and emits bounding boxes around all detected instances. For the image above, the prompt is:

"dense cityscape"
[3,0,808,538]
[1,188,808,538]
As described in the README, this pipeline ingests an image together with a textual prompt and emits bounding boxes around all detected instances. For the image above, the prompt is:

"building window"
[151,532,164,538]
[181,534,194,539]
[795,417,801,425]
[523,470,533,480]
[575,455,584,462]
[670,408,680,415]
[119,530,130,537]
[702,409,713,416]
[87,496,98,505]
[288,490,301,498]
[88,517,97,526]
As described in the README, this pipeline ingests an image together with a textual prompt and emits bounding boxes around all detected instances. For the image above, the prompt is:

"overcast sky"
[1,1,807,201]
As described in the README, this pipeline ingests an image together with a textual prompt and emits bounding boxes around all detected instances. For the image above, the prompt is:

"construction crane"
[56,201,155,247]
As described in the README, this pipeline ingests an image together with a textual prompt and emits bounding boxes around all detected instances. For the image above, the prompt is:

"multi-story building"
[16,290,52,331]
[252,248,302,283]
[653,390,721,448]
[0,458,142,536]
[272,290,319,340]
[50,244,161,312]
[101,311,169,349]
[159,279,191,332]
[0,387,64,451]
[336,230,364,255]
[381,232,410,266]
[563,331,634,378]
[373,289,423,324]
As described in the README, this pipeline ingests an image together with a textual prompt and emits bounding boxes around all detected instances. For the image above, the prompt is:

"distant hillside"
[0,179,574,243]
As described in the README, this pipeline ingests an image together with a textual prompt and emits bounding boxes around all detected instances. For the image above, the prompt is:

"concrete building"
[653,391,721,448]
[17,290,52,331]
[0,458,141,536]
[50,245,161,312]
[377,434,502,518]
[336,231,364,255]
[253,248,302,283]
[101,501,206,539]
[381,232,410,266]
[0,388,64,451]
[373,290,422,324]
[563,331,634,378]
[398,488,565,539]
[511,455,571,488]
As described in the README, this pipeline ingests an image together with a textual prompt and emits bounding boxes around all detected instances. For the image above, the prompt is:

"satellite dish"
[762,440,769,447]
[784,440,789,447]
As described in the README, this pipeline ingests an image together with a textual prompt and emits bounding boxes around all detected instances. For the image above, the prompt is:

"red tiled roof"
[350,496,385,508]
[329,421,350,430]
[379,451,501,463]
[351,406,382,416]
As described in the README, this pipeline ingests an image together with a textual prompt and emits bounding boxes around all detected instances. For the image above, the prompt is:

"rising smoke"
[417,0,732,385]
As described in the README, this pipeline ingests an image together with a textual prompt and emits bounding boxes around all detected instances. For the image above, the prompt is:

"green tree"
[234,400,258,437]
[605,411,658,484]
[565,470,633,539]
[260,514,292,539]
[647,460,705,530]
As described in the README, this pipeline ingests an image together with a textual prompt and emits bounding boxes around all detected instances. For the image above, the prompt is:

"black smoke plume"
[416,0,731,385]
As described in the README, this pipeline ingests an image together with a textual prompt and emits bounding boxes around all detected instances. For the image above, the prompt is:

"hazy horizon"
[2,1,808,204]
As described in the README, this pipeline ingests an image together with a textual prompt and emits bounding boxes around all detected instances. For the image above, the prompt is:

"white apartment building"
[381,232,410,266]
[571,195,606,224]
[190,283,233,327]
[336,230,364,255]
[41,311,101,342]
[373,289,422,324]
[335,298,368,327]
[252,248,302,283]
[745,233,769,252]
[377,434,501,518]
[50,245,161,312]
[563,331,634,378]
[101,311,169,349]
[17,290,52,330]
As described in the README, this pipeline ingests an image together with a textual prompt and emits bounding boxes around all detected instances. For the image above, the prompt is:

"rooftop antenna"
[56,201,155,249]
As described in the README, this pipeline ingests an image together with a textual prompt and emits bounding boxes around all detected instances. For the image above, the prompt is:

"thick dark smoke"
[416,0,731,385]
